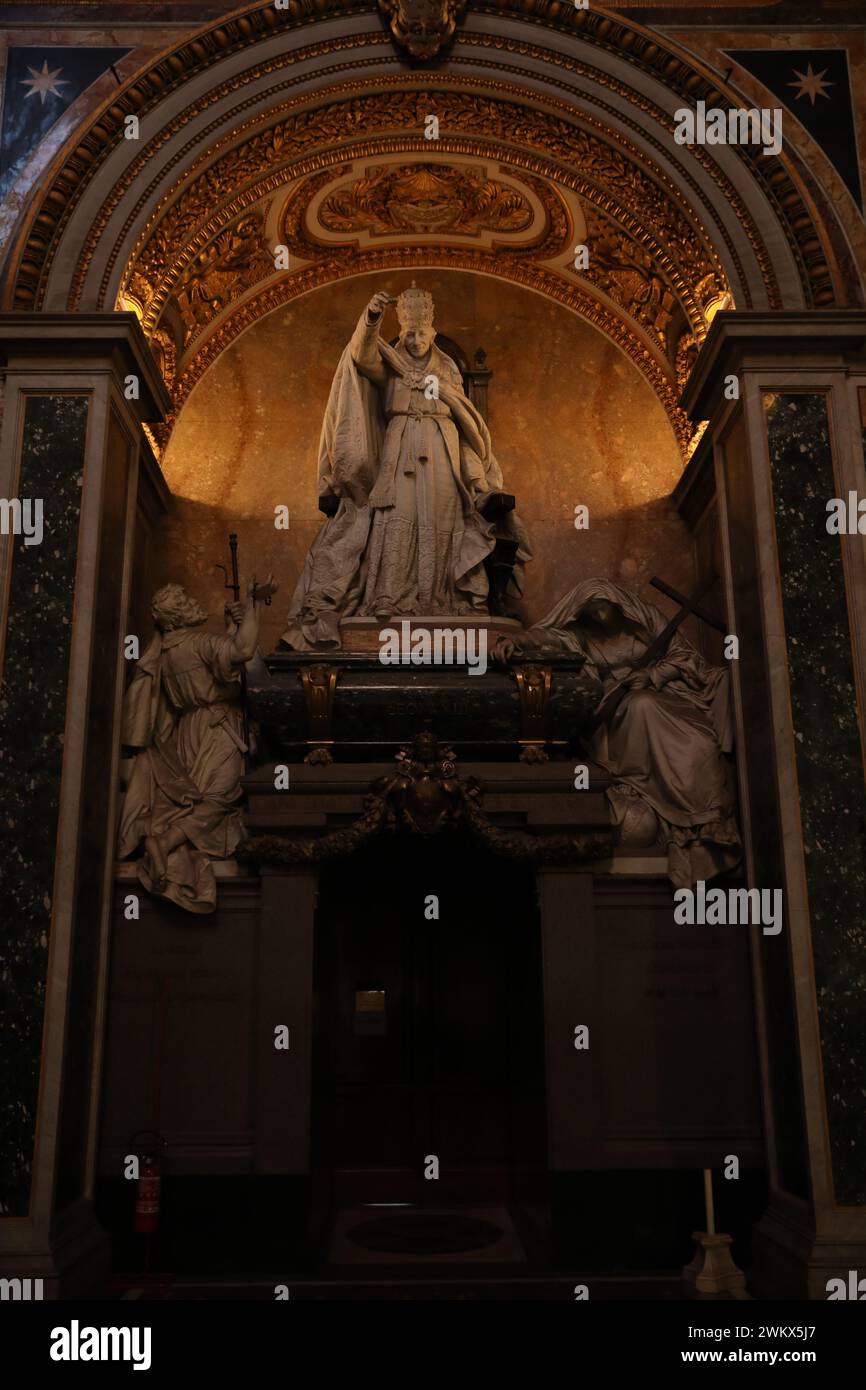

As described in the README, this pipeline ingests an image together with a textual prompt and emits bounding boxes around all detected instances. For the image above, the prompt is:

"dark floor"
[96,1168,767,1282]
[100,1193,753,1300]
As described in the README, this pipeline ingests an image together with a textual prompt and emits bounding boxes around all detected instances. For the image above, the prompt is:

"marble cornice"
[0,310,172,419]
[0,0,847,20]
[681,309,866,422]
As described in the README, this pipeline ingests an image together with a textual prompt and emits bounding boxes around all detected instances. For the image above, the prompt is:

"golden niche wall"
[158,270,691,650]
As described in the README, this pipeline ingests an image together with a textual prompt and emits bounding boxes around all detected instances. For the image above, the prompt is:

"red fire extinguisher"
[129,1130,166,1236]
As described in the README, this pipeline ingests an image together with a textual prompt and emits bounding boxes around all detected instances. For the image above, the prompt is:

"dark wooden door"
[312,839,546,1204]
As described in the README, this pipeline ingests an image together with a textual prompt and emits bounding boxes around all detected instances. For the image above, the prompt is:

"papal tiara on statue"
[396,282,435,332]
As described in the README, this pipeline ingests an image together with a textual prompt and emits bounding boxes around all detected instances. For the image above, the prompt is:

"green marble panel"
[764,391,866,1205]
[0,394,87,1215]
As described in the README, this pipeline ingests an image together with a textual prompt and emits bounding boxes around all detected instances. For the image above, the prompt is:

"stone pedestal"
[0,313,170,1294]
[683,1233,747,1296]
[682,311,866,1297]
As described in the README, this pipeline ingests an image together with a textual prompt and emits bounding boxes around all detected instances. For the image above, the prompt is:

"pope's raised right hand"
[366,290,396,320]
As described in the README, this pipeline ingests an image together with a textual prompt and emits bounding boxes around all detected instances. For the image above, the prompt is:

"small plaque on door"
[354,989,386,1035]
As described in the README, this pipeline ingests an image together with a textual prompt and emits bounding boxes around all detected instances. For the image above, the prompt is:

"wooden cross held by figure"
[215,533,272,761]
[593,573,726,729]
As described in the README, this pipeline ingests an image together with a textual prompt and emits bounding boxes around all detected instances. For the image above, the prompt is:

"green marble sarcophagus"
[248,650,597,762]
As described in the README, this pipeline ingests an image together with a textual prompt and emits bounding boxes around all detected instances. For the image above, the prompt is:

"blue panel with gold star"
[726,49,862,210]
[0,47,130,197]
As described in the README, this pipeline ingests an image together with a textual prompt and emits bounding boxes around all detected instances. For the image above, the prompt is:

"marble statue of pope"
[282,284,530,649]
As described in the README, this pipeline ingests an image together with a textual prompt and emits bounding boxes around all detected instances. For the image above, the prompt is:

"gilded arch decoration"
[120,83,729,317]
[0,0,853,462]
[107,68,733,455]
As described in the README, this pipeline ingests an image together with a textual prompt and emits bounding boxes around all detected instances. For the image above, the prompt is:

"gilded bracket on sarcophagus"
[299,664,339,764]
[512,664,553,764]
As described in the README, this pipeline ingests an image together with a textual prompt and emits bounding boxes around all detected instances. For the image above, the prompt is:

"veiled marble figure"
[497,579,742,888]
[282,284,530,649]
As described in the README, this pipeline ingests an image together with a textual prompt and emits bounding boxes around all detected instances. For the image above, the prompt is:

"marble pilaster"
[682,311,866,1297]
[0,313,170,1294]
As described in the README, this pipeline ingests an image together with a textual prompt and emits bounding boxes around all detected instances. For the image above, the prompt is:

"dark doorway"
[312,837,546,1209]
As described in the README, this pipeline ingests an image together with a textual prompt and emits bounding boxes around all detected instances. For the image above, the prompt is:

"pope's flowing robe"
[522,579,741,888]
[282,310,531,648]
[118,626,245,913]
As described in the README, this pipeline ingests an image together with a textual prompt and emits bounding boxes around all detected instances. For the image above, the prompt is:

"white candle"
[703,1168,716,1235]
